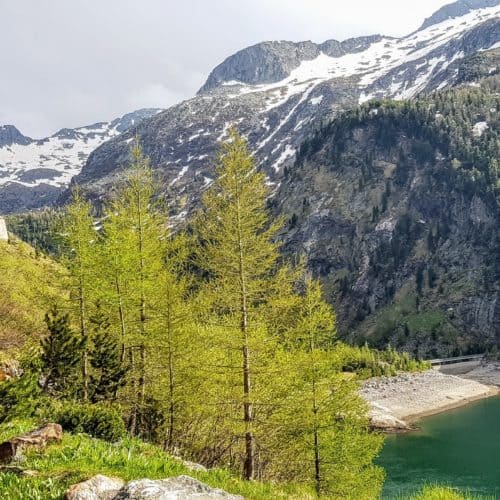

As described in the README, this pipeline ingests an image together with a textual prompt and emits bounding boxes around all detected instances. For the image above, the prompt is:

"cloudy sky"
[1,0,452,137]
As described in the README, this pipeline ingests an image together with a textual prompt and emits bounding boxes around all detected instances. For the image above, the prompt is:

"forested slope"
[0,238,65,354]
[278,65,500,357]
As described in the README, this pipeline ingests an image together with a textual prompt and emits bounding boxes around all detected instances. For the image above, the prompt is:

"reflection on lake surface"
[378,396,500,498]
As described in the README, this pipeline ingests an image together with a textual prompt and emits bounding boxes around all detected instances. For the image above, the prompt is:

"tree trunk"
[310,334,321,495]
[79,275,88,401]
[166,302,175,451]
[128,348,137,436]
[313,392,321,496]
[139,344,146,417]
[237,197,254,481]
[115,275,127,364]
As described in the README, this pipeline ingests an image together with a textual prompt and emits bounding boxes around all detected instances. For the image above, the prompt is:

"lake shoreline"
[360,364,500,432]
[404,386,499,425]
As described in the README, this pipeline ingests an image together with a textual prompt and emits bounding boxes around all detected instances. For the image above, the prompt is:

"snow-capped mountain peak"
[73,0,498,221]
[420,0,499,30]
[0,108,162,213]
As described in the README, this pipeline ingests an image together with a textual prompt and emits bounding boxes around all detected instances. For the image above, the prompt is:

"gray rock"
[198,40,321,93]
[114,476,243,500]
[65,475,125,500]
[420,0,499,30]
[0,125,32,147]
[0,217,7,241]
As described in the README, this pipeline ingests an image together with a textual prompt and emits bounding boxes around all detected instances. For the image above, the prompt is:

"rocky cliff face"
[0,109,162,214]
[276,65,499,357]
[420,0,499,29]
[73,4,499,223]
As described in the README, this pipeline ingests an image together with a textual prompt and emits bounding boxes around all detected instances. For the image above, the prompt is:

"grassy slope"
[0,238,65,356]
[0,420,313,500]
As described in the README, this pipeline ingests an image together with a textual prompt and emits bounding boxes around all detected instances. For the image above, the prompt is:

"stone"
[114,475,243,499]
[0,360,22,381]
[0,217,7,241]
[0,423,63,463]
[0,466,38,476]
[64,475,125,500]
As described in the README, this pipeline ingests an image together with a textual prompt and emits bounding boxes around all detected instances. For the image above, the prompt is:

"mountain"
[0,109,162,214]
[73,1,499,220]
[276,61,499,357]
[420,0,500,29]
[5,2,500,356]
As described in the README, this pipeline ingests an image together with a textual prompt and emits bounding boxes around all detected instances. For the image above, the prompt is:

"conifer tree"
[41,305,83,397]
[195,128,283,480]
[89,303,127,403]
[150,232,196,452]
[63,188,97,400]
[100,142,167,435]
[272,278,385,497]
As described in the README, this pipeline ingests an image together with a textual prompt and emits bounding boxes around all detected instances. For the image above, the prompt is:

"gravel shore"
[360,367,499,431]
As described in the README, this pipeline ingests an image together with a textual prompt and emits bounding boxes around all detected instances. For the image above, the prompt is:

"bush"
[53,402,126,442]
[0,372,42,424]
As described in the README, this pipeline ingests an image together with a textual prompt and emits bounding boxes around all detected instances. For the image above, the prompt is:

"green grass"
[407,485,494,500]
[0,239,66,354]
[0,420,313,499]
[405,311,448,332]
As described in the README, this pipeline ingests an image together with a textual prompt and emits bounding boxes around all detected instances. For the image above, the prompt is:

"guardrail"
[428,354,485,366]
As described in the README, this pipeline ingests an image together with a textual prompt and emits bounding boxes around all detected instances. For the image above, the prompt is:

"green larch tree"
[273,278,385,498]
[63,188,97,401]
[195,128,284,480]
[101,142,167,435]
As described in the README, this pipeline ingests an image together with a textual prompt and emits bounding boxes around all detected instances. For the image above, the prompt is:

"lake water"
[378,395,500,498]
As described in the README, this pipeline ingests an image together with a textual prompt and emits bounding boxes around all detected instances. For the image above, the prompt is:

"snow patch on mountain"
[0,109,162,190]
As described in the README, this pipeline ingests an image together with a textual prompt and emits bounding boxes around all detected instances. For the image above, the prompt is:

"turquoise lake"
[378,395,500,498]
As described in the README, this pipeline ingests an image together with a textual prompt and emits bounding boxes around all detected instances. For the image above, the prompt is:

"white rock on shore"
[65,475,243,500]
[360,368,497,430]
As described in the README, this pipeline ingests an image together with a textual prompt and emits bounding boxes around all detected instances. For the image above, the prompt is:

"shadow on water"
[378,395,500,499]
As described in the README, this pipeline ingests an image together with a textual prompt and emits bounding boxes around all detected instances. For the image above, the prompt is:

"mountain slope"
[0,238,66,353]
[74,2,499,218]
[277,67,499,357]
[0,109,162,214]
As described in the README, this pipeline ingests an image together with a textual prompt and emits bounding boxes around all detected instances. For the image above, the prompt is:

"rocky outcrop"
[0,424,63,463]
[0,217,7,241]
[420,0,499,30]
[0,125,31,147]
[65,475,125,500]
[198,40,321,92]
[65,475,243,500]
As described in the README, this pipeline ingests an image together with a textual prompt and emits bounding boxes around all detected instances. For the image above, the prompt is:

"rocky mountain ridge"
[0,109,162,213]
[73,2,499,223]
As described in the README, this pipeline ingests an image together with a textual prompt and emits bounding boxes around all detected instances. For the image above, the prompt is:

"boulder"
[0,423,63,463]
[174,457,207,473]
[65,475,126,500]
[0,217,7,241]
[0,360,21,382]
[114,475,243,499]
